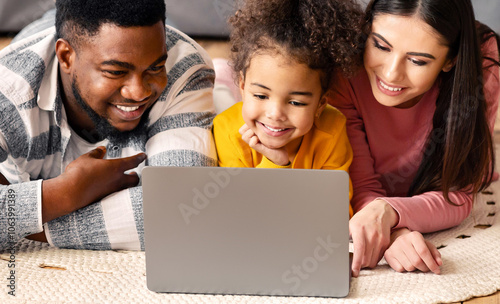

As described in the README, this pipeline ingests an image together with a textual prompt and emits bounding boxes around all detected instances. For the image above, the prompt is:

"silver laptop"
[142,166,351,298]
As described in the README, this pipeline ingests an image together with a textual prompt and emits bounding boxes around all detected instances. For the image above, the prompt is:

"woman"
[328,0,500,277]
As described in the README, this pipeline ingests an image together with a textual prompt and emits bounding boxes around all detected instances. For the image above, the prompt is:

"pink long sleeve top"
[328,36,499,233]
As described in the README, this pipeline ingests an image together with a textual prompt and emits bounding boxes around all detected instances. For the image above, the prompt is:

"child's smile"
[257,121,293,136]
[239,52,324,152]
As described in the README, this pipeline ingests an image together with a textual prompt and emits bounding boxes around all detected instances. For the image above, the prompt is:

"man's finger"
[119,172,141,189]
[116,153,147,171]
[87,146,107,159]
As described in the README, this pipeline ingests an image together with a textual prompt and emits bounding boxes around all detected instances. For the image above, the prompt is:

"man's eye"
[150,65,165,73]
[104,70,126,76]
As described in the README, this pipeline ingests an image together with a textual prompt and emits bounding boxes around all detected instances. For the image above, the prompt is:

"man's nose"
[121,75,152,102]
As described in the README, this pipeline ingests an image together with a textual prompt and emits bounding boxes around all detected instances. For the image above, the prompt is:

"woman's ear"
[442,57,456,72]
[55,38,75,74]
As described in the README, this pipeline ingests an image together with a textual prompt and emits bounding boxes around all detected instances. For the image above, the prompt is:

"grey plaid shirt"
[0,25,217,250]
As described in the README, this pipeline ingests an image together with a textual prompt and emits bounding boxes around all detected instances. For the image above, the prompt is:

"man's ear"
[55,38,75,74]
[442,57,456,73]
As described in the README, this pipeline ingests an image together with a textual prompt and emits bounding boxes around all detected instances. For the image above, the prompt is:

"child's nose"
[265,102,286,121]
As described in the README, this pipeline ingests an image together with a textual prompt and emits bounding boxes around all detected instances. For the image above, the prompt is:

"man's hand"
[349,199,399,277]
[239,124,290,166]
[384,228,442,274]
[42,146,146,223]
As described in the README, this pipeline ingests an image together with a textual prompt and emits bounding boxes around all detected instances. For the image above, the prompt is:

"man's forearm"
[0,172,9,185]
[41,177,74,223]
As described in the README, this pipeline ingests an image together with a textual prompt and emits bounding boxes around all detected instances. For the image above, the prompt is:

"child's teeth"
[116,105,140,112]
[380,80,402,92]
[265,125,285,132]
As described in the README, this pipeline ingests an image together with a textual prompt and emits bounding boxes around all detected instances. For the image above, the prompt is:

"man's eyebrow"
[100,54,168,70]
[372,33,393,48]
[101,60,134,70]
[149,54,168,68]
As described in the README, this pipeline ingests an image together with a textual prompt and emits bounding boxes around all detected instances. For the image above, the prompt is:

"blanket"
[1,155,499,304]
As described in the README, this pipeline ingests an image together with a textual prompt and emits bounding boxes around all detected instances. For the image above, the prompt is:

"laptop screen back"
[142,166,350,297]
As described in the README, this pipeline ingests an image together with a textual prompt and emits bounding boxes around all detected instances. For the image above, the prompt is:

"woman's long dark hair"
[364,0,499,203]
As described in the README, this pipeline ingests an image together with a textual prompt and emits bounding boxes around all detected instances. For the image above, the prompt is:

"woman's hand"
[349,199,399,277]
[239,124,290,166]
[384,228,442,274]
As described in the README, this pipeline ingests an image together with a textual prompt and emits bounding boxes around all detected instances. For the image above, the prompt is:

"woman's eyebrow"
[406,52,436,59]
[372,32,436,59]
[372,33,393,48]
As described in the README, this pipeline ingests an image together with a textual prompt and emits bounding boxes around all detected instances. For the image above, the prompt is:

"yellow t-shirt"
[213,102,353,217]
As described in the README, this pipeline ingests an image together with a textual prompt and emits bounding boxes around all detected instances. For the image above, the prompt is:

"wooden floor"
[0,36,12,50]
[0,34,499,304]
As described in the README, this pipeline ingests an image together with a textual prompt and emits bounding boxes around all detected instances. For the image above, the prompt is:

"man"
[0,0,217,250]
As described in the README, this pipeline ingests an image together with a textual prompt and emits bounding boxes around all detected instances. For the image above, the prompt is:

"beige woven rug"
[2,160,500,304]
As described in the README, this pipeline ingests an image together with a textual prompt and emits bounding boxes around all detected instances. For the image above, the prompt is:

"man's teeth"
[116,105,140,112]
[380,80,402,92]
[264,124,286,132]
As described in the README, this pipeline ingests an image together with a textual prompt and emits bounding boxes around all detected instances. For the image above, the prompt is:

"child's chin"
[260,141,287,150]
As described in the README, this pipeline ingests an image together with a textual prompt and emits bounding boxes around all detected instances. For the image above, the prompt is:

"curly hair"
[55,0,166,49]
[229,0,364,91]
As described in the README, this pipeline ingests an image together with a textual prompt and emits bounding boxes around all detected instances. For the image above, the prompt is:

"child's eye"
[253,94,267,100]
[373,39,390,52]
[409,58,427,66]
[289,100,306,106]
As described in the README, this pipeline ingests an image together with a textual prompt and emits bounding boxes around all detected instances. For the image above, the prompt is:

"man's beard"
[71,78,150,144]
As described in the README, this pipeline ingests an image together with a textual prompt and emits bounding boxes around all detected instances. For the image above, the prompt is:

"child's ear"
[238,72,245,97]
[315,95,328,119]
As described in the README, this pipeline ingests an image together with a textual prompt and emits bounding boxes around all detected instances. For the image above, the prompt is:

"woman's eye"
[409,58,427,66]
[373,40,390,52]
[253,94,267,100]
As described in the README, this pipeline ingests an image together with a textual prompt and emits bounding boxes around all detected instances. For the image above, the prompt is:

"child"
[212,0,365,217]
